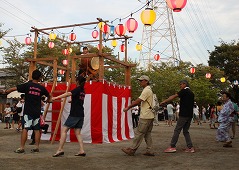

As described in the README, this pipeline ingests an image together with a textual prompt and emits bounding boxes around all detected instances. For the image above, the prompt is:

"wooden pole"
[51,78,71,144]
[43,80,57,120]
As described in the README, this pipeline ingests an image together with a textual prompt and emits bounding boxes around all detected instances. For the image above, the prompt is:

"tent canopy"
[7,91,23,98]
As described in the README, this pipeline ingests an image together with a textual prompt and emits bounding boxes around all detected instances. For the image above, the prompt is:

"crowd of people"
[1,70,238,157]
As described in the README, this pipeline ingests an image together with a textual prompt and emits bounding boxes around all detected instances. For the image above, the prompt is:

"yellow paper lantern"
[49,31,57,40]
[111,39,117,47]
[140,8,156,26]
[68,48,73,54]
[136,42,142,51]
[0,39,2,46]
[220,77,226,83]
[98,22,105,30]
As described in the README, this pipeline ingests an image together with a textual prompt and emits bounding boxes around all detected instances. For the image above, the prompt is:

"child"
[4,103,12,129]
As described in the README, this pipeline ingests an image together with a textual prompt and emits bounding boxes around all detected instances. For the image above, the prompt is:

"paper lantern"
[205,73,211,79]
[115,24,126,37]
[120,44,125,52]
[111,39,117,47]
[68,48,72,54]
[220,77,226,83]
[49,31,57,40]
[69,32,76,41]
[97,44,104,50]
[233,80,239,85]
[125,18,138,33]
[25,37,31,45]
[98,22,105,30]
[62,49,69,55]
[48,42,55,49]
[0,39,2,46]
[190,67,195,74]
[154,54,160,61]
[58,70,65,75]
[92,30,99,39]
[110,25,115,36]
[103,24,110,34]
[62,59,68,66]
[103,33,109,41]
[166,0,187,12]
[136,42,142,51]
[140,8,156,26]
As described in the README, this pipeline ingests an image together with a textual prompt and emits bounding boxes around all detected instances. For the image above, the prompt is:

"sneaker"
[121,147,136,156]
[184,147,195,153]
[14,148,25,154]
[16,128,20,132]
[31,148,39,153]
[164,147,176,153]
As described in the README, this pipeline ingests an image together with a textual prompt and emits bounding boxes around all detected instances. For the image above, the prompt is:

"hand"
[123,107,129,112]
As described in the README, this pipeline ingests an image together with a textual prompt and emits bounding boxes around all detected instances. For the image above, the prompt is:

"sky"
[0,0,239,68]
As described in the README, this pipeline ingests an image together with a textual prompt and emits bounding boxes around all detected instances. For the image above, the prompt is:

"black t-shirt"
[177,87,194,118]
[70,86,85,117]
[17,81,49,118]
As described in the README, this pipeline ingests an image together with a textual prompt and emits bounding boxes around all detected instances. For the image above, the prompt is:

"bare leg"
[34,130,41,149]
[74,128,85,154]
[55,126,69,153]
[20,129,28,149]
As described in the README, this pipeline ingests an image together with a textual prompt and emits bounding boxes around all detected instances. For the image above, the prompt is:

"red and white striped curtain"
[39,81,134,143]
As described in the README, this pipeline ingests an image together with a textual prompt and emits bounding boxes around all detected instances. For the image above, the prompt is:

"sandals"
[75,153,86,157]
[223,141,232,147]
[14,148,25,154]
[52,151,64,157]
[31,148,39,153]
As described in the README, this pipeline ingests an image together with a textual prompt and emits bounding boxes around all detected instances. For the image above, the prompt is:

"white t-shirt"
[4,107,12,118]
[131,105,139,115]
[193,105,199,116]
[167,104,174,115]
[16,101,24,116]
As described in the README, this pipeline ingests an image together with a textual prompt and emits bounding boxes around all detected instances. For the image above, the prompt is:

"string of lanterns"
[1,0,187,64]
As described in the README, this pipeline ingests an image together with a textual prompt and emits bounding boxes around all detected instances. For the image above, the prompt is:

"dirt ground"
[0,121,239,170]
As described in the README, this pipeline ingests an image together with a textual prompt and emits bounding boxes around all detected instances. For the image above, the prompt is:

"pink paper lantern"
[166,0,187,12]
[62,49,69,55]
[115,24,126,37]
[206,73,211,79]
[190,67,195,74]
[120,44,125,52]
[92,30,99,39]
[58,70,65,75]
[25,37,31,45]
[48,42,54,49]
[62,59,68,66]
[154,54,160,61]
[125,18,138,33]
[69,32,76,41]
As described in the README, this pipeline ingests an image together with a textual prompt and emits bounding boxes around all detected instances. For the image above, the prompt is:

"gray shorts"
[168,114,174,120]
[64,116,84,129]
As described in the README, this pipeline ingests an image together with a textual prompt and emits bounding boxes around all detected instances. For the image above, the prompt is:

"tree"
[208,40,239,82]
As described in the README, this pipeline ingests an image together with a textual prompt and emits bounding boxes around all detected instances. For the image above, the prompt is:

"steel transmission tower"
[139,0,181,69]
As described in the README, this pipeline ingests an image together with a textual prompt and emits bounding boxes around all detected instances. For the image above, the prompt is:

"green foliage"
[208,40,239,82]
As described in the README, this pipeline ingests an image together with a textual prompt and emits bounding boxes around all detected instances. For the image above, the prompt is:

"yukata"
[216,99,234,142]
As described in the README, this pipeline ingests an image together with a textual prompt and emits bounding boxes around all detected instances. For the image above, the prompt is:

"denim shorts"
[64,116,84,129]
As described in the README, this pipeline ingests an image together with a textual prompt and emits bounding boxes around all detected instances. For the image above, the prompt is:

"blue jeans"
[170,116,193,148]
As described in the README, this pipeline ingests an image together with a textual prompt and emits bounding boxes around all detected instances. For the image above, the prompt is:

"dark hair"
[83,47,88,50]
[32,70,42,80]
[222,91,231,99]
[20,94,25,99]
[76,76,86,88]
[180,80,189,87]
